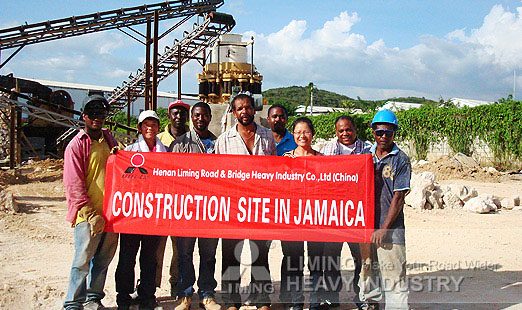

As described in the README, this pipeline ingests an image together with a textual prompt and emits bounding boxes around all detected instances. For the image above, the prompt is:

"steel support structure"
[0,1,234,148]
[56,12,234,145]
[178,44,182,100]
[106,12,235,116]
[145,19,152,110]
[0,0,224,50]
[152,10,159,111]
[8,90,17,169]
[0,95,136,145]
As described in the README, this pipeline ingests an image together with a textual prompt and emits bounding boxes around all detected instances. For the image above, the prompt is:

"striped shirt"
[320,138,370,155]
[215,122,277,155]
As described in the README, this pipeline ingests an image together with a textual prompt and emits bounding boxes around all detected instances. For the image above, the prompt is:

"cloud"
[246,6,522,100]
[0,21,20,29]
[104,68,129,79]
[227,0,247,15]
[3,4,522,101]
[23,55,87,68]
[447,4,522,69]
[2,30,141,87]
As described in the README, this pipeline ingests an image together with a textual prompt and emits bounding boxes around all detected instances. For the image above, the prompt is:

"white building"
[379,101,422,111]
[380,98,495,111]
[448,98,494,108]
[295,105,345,116]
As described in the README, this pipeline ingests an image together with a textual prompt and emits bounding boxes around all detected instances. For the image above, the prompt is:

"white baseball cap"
[138,110,160,125]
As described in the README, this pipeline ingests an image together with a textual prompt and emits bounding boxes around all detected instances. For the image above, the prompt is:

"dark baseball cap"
[82,94,110,112]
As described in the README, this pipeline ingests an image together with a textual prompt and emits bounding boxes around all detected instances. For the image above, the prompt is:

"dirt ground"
[0,159,521,310]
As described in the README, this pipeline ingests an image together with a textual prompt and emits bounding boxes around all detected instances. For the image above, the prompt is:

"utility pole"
[310,83,313,116]
[304,82,314,116]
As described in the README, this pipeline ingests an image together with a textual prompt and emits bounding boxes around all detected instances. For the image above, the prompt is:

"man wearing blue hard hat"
[359,109,410,310]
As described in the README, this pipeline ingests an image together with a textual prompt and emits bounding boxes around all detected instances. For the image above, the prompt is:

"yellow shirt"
[75,136,110,226]
[157,125,176,148]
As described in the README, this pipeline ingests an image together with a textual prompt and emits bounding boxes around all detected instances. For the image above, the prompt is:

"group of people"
[62,92,410,310]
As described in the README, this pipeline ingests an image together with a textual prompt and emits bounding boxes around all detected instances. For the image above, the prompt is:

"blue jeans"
[63,221,118,310]
[176,237,219,298]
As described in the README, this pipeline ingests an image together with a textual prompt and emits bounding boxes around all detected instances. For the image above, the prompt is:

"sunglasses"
[374,129,395,137]
[86,111,107,120]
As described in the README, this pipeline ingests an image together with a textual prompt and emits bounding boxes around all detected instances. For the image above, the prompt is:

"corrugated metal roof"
[295,105,345,115]
[23,77,198,100]
[379,101,422,111]
[449,98,494,108]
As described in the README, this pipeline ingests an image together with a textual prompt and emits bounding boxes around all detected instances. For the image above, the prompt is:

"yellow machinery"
[197,34,263,109]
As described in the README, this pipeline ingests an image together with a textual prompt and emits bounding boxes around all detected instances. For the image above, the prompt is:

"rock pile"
[411,153,504,182]
[463,196,497,213]
[405,171,521,213]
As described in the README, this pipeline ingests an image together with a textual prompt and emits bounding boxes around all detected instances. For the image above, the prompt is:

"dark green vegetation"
[396,97,522,167]
[110,87,520,168]
[112,107,169,133]
[263,86,352,115]
[263,85,437,115]
[287,97,521,168]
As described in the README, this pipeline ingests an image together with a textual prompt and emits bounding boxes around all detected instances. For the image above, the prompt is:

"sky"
[1,0,522,101]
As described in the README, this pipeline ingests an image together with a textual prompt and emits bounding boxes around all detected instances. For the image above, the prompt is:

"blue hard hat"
[372,109,399,129]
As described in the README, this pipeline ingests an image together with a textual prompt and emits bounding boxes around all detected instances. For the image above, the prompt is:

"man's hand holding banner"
[103,151,374,242]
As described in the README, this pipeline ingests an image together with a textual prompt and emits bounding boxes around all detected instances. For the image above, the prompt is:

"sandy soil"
[0,161,521,310]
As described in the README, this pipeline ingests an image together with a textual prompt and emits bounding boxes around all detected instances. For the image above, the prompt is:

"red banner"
[103,151,374,242]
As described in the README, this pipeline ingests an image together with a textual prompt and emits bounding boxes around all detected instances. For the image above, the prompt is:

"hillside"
[262,85,438,114]
[263,86,352,115]
[264,85,353,108]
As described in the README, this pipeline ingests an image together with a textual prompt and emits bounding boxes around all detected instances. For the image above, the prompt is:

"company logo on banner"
[103,151,375,242]
[124,153,149,174]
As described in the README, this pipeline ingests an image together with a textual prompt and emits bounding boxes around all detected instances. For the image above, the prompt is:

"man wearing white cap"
[115,110,167,310]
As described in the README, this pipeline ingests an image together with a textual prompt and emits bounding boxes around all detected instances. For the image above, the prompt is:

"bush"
[111,107,171,136]
[289,98,522,167]
[396,99,522,163]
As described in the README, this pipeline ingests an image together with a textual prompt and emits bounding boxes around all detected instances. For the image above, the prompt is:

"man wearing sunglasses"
[63,94,119,310]
[359,110,410,310]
